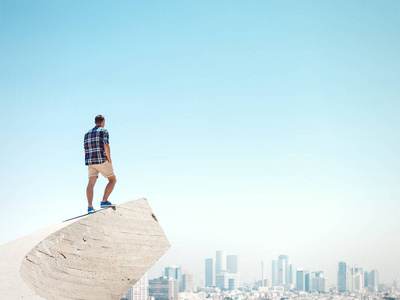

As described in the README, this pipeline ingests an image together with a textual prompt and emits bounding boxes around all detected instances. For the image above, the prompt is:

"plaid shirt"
[84,125,110,165]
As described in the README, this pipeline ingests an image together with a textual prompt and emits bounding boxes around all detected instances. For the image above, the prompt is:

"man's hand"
[104,144,112,164]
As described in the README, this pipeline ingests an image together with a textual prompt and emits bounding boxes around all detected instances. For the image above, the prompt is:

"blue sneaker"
[88,207,95,214]
[100,200,115,208]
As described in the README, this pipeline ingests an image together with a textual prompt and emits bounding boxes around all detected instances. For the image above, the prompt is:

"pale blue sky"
[1,0,399,285]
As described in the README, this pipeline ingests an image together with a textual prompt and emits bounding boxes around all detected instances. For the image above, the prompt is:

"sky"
[1,0,399,286]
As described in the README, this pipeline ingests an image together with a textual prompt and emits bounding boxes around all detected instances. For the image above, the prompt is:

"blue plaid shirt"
[84,125,110,165]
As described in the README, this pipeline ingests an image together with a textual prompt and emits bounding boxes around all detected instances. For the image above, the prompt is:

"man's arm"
[104,143,112,164]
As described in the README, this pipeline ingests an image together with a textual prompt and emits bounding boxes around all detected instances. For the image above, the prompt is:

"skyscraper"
[311,271,328,293]
[305,272,310,292]
[227,254,239,286]
[351,267,364,292]
[272,260,278,286]
[216,272,239,291]
[320,277,328,293]
[227,255,238,273]
[369,270,379,291]
[261,261,266,286]
[205,258,214,287]
[309,272,316,291]
[278,255,289,285]
[296,269,305,291]
[363,269,379,291]
[123,273,148,300]
[165,266,183,292]
[216,251,227,275]
[289,264,293,284]
[149,277,179,300]
[208,250,239,290]
[364,271,369,288]
[338,262,350,293]
[182,272,194,292]
[277,257,286,285]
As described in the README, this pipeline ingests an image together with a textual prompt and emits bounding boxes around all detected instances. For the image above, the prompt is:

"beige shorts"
[88,161,115,178]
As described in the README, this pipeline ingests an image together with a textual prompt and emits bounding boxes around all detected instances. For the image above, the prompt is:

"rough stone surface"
[0,198,170,300]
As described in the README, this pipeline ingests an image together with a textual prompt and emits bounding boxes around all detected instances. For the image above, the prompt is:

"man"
[84,115,117,213]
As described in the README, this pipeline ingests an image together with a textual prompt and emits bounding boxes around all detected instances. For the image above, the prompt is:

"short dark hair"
[95,115,105,124]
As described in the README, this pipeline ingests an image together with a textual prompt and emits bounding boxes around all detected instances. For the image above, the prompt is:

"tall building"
[364,271,369,288]
[364,269,379,290]
[228,277,237,290]
[216,251,227,275]
[227,255,239,286]
[272,255,292,288]
[227,255,238,273]
[296,269,306,291]
[289,264,293,285]
[351,267,364,292]
[216,272,239,290]
[272,260,278,286]
[278,255,288,285]
[261,261,266,286]
[209,250,239,290]
[122,273,148,300]
[305,272,310,292]
[368,270,379,291]
[309,272,316,291]
[320,277,328,293]
[149,276,179,300]
[182,272,194,292]
[165,266,183,292]
[205,258,214,287]
[338,262,350,293]
[311,271,328,293]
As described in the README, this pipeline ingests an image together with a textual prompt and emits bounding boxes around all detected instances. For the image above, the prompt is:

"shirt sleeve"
[103,130,110,144]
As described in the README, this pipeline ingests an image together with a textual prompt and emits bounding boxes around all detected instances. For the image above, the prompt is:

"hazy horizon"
[1,0,399,287]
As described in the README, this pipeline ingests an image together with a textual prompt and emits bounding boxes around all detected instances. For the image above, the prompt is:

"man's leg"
[86,176,98,207]
[102,175,117,202]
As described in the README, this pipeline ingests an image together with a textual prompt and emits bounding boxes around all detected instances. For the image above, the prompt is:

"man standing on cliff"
[84,115,117,213]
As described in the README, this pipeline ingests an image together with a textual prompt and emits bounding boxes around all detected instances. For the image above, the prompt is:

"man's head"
[95,115,105,127]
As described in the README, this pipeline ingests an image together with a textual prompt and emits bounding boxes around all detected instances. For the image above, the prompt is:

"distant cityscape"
[121,251,400,300]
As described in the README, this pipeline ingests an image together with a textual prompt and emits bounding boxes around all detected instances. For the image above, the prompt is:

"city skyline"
[153,256,384,289]
[149,251,392,287]
[129,269,399,300]
[122,257,397,300]
[145,257,387,293]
